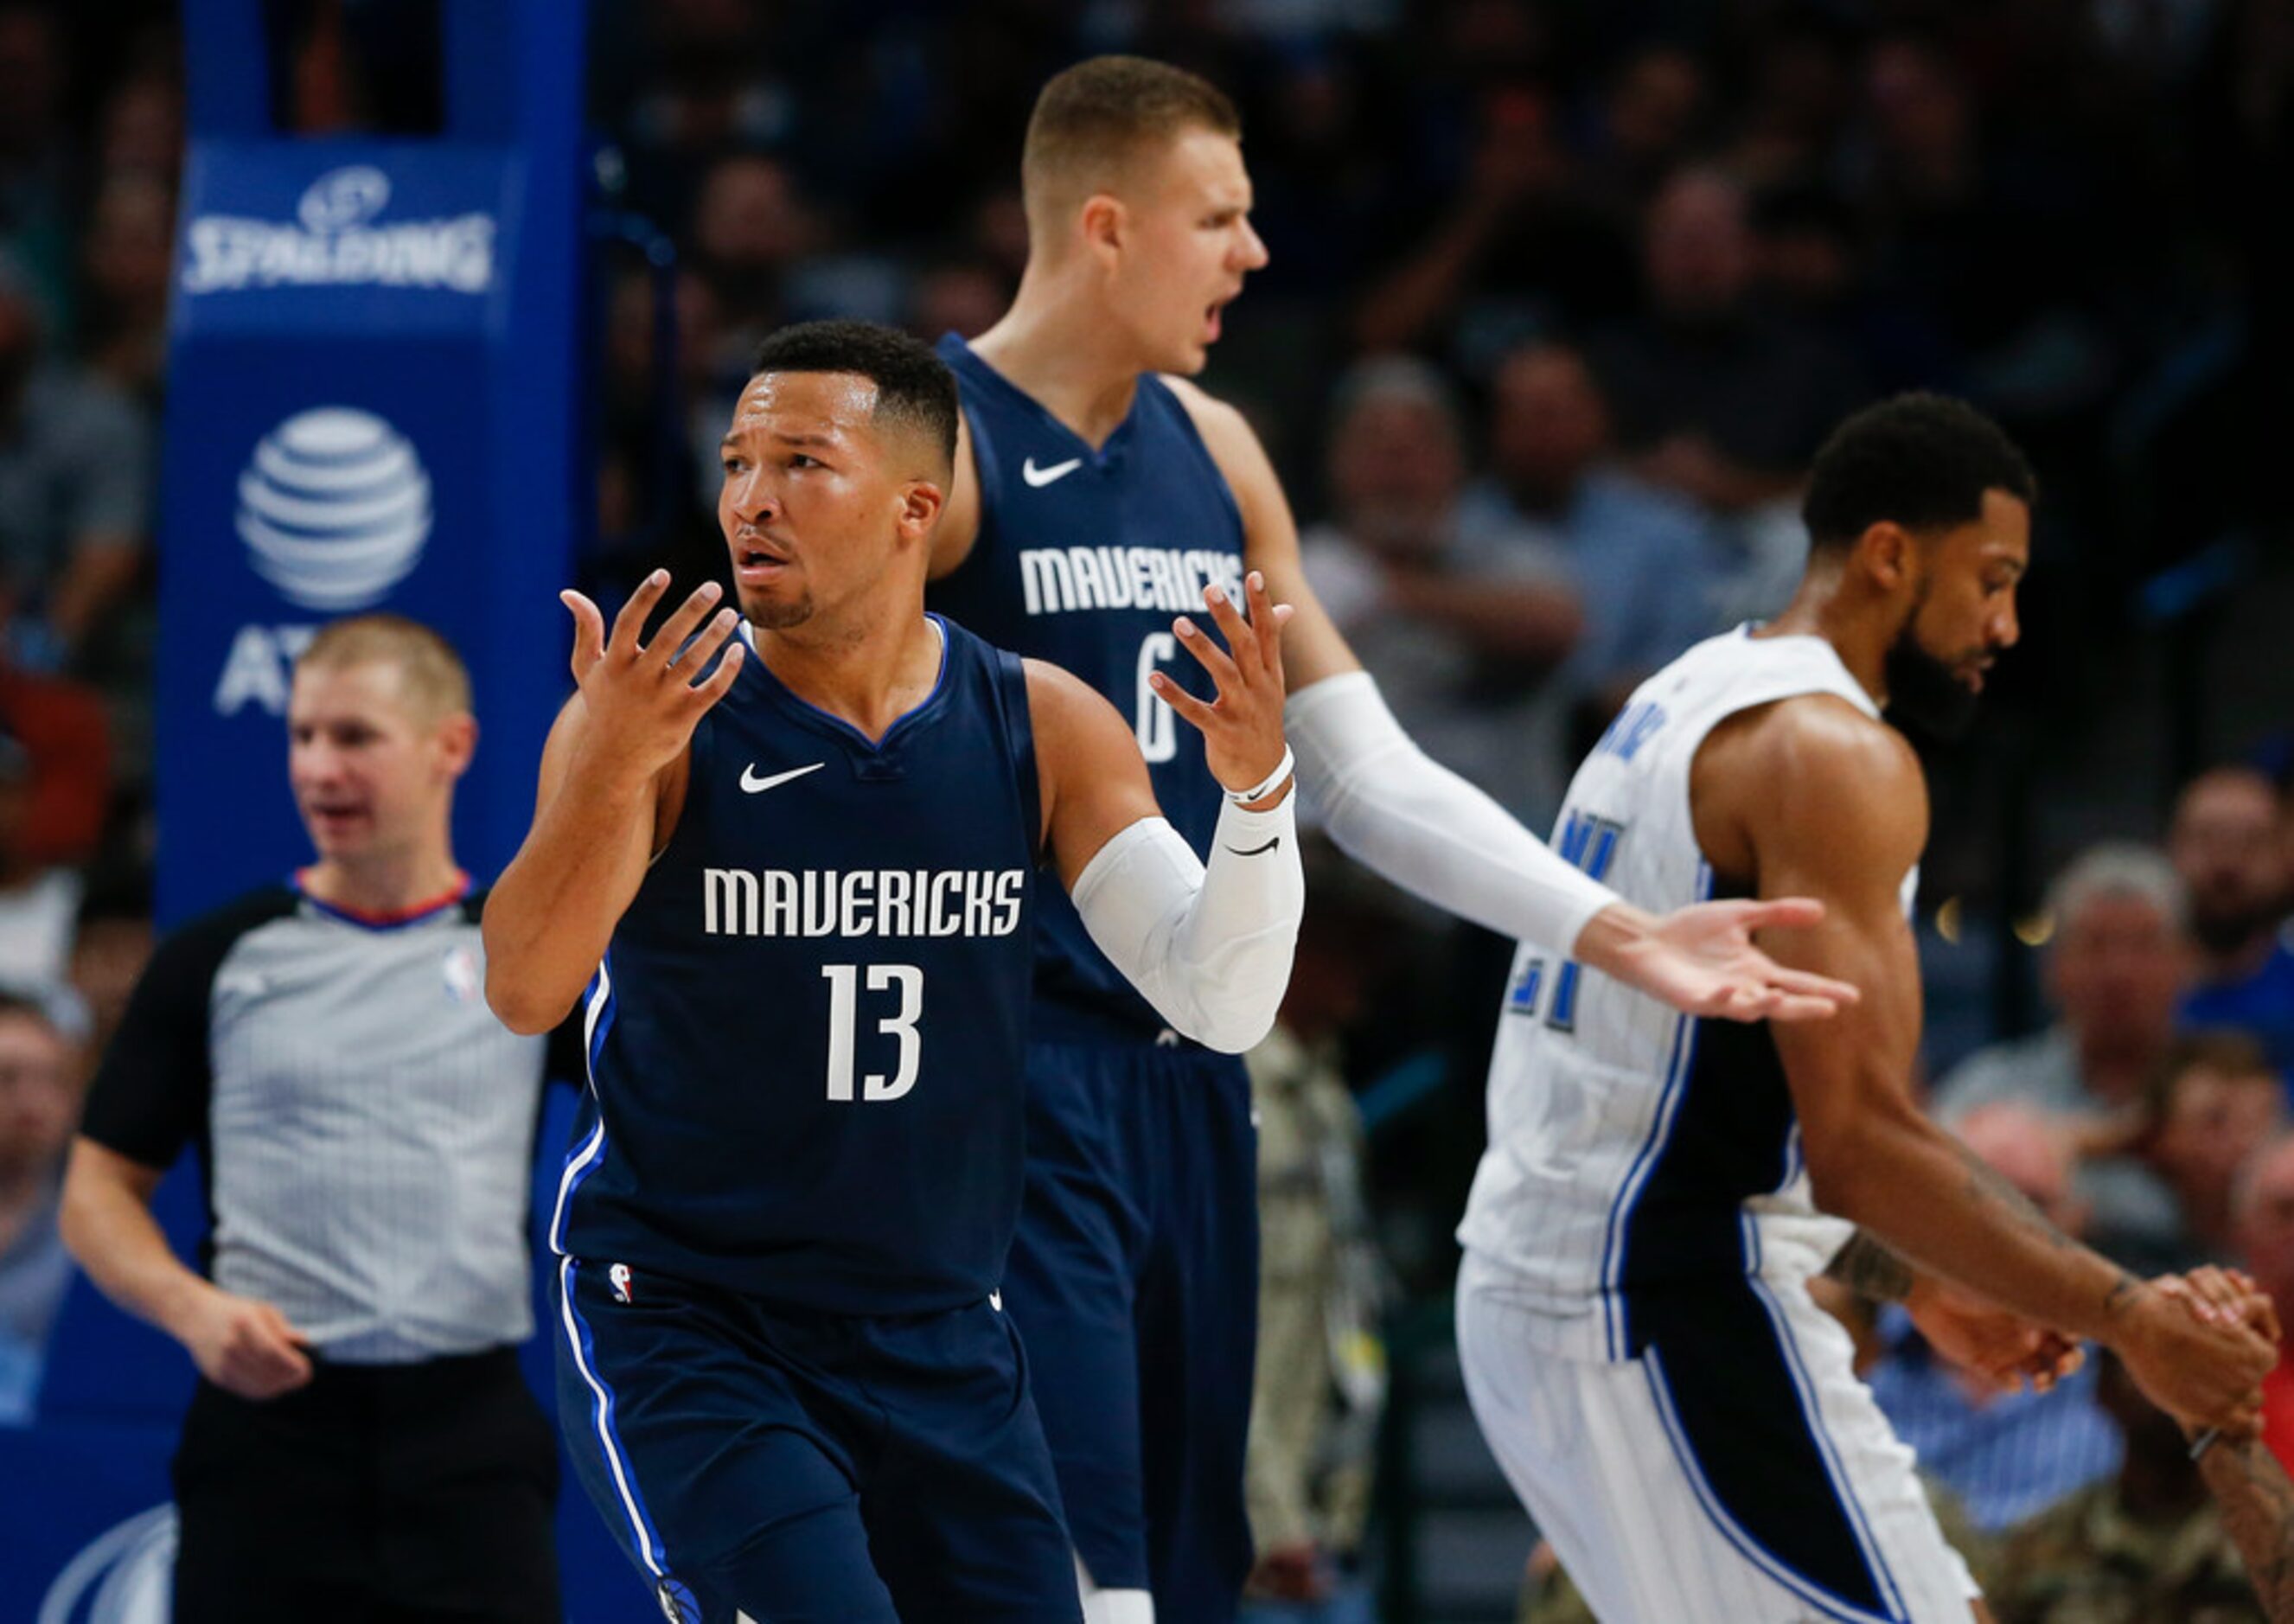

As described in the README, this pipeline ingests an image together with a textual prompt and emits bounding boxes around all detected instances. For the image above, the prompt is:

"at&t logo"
[236,406,431,612]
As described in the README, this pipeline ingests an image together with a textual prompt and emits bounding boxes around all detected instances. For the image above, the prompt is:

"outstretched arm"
[1722,697,2272,1431]
[483,573,744,1033]
[1032,573,1304,1054]
[1166,375,1855,1024]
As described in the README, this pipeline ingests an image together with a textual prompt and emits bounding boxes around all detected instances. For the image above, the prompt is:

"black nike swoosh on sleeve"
[1224,837,1282,857]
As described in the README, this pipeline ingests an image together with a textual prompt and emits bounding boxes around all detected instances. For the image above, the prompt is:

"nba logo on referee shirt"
[610,1263,634,1303]
[442,944,479,1003]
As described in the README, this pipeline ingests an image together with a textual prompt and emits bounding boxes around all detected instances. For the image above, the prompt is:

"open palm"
[1609,898,1859,1023]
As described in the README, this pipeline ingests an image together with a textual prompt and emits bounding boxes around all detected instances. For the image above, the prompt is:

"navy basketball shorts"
[1000,1033,1261,1621]
[553,1259,1082,1624]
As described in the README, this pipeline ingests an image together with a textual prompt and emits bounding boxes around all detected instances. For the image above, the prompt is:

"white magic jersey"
[1457,627,1916,1364]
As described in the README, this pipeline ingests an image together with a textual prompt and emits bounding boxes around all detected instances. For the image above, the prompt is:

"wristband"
[1226,744,1295,807]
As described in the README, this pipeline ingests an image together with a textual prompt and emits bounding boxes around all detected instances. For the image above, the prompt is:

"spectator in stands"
[0,725,86,997]
[0,5,76,331]
[1581,45,1708,211]
[1586,165,1869,522]
[1987,1349,2262,1622]
[1936,843,2189,1122]
[1934,843,2192,1269]
[1298,356,1583,826]
[60,617,566,1622]
[2235,1135,2294,1475]
[95,66,182,183]
[1351,87,1638,368]
[67,881,148,1063]
[2139,1032,2286,1268]
[77,170,175,409]
[1243,847,1391,1621]
[0,992,78,1423]
[0,259,148,675]
[1457,340,1726,731]
[1865,1103,2124,1536]
[0,577,108,869]
[688,152,823,380]
[2170,765,2294,1080]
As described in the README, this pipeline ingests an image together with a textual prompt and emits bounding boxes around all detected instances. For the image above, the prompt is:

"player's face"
[1106,128,1267,374]
[718,370,943,632]
[1882,488,2028,737]
[286,662,465,865]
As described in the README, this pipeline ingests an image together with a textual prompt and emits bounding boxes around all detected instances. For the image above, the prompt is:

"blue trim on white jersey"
[1643,1346,1901,1624]
[1741,1216,1910,1620]
[1598,860,1714,1358]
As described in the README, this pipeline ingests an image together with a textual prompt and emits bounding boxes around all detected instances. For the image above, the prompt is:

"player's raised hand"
[1581,896,1861,1024]
[560,569,745,786]
[1154,571,1296,804]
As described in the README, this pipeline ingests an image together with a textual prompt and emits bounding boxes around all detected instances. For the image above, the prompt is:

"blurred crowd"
[0,0,2289,1617]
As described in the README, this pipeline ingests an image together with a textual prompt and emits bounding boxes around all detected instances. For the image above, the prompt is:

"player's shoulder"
[1157,374,1284,523]
[1736,690,1915,784]
[1726,694,1926,854]
[1019,654,1117,722]
[1156,373,1257,452]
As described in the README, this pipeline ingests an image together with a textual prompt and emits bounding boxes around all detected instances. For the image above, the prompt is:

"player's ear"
[1858,521,1916,593]
[1079,192,1125,261]
[896,476,947,543]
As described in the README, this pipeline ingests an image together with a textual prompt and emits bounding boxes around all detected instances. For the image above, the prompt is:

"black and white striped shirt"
[80,881,574,1364]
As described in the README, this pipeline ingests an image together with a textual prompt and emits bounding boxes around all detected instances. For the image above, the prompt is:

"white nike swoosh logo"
[1022,456,1083,488]
[740,762,826,794]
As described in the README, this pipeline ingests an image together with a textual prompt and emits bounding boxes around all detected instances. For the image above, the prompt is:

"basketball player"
[926,56,1856,1623]
[481,322,1304,1622]
[1451,393,2276,1623]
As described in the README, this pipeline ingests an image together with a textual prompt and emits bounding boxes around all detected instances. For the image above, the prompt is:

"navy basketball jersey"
[930,335,1245,1034]
[554,616,1041,1314]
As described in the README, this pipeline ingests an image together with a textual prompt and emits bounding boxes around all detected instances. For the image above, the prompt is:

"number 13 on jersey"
[822,964,923,1102]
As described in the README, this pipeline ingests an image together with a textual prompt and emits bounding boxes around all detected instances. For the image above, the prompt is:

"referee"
[61,616,566,1622]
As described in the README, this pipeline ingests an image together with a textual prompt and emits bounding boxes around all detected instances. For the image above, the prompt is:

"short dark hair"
[2151,1029,2278,1118]
[1023,56,1240,218]
[1801,393,2036,552]
[748,320,959,473]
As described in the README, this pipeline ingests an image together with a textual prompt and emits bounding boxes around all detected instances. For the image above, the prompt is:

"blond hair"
[297,614,472,722]
[1021,56,1239,230]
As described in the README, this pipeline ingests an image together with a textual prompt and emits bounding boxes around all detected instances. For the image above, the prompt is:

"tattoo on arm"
[2198,1437,2294,1621]
[1824,1231,1916,1302]
[1953,1140,2080,1253]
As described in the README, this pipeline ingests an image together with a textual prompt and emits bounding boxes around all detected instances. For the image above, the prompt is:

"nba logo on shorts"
[610,1263,634,1304]
[655,1577,701,1622]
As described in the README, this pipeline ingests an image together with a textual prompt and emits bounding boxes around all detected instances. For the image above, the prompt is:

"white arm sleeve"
[1069,799,1303,1054]
[1286,670,1616,955]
